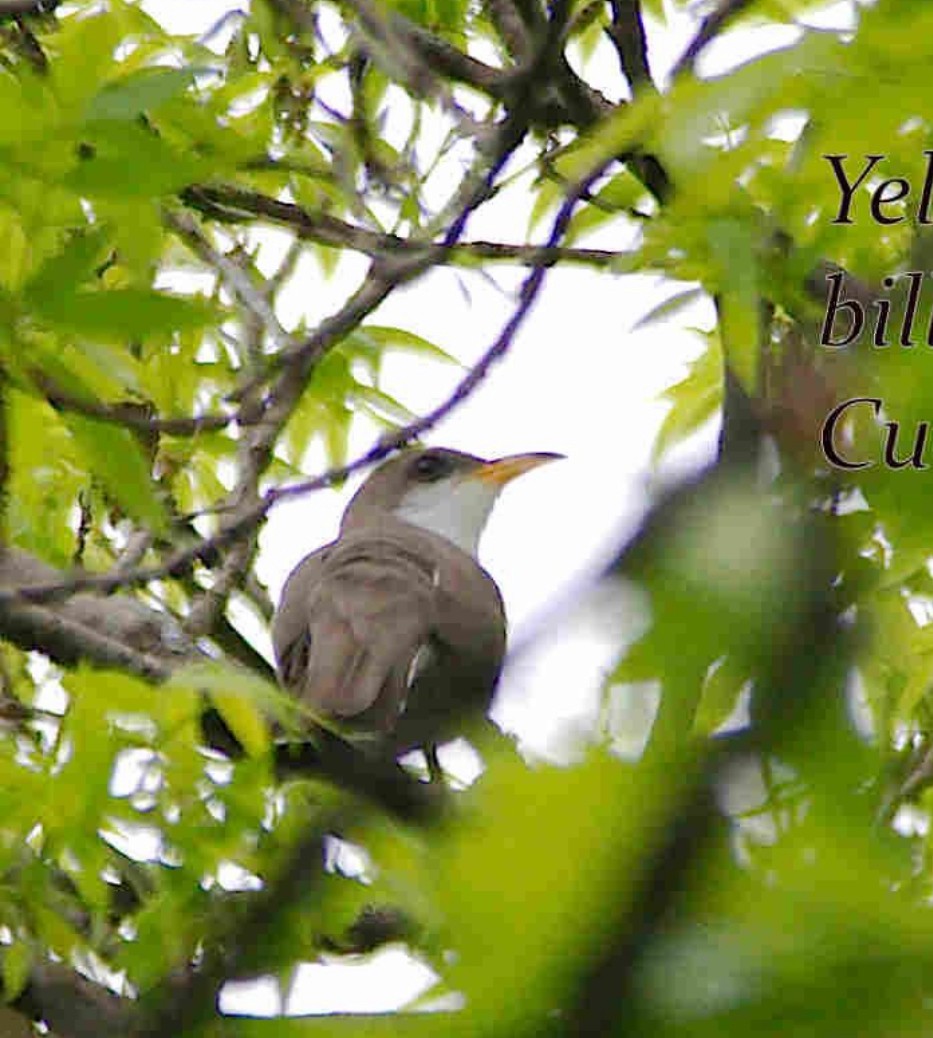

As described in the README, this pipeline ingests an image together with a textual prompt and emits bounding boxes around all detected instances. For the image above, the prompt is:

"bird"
[272,445,561,771]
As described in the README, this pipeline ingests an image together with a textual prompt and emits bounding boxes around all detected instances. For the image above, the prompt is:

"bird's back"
[273,514,506,753]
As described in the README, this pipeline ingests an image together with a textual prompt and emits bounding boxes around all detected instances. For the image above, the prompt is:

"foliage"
[0,0,932,1035]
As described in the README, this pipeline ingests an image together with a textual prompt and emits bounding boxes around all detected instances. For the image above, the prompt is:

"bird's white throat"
[393,477,501,556]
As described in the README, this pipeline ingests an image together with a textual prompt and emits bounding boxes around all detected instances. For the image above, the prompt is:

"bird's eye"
[412,452,449,482]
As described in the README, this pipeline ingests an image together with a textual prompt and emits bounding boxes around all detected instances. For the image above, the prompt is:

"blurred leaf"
[171,661,308,736]
[707,218,760,393]
[84,67,197,123]
[63,121,216,198]
[22,225,112,300]
[437,747,685,1032]
[2,942,31,1003]
[65,415,170,534]
[693,655,749,735]
[30,287,214,341]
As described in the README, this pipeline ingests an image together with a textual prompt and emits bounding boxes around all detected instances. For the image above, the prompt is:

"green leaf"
[49,9,124,115]
[30,905,83,961]
[94,199,164,277]
[693,655,749,735]
[707,218,761,392]
[2,942,32,1003]
[30,287,214,341]
[63,121,216,198]
[0,70,48,146]
[633,286,707,331]
[897,652,933,723]
[354,325,460,365]
[437,746,687,1031]
[84,67,198,123]
[26,332,144,400]
[65,415,170,534]
[653,333,723,460]
[528,177,562,235]
[170,661,307,741]
[21,225,112,300]
[7,391,82,566]
[353,383,416,425]
[566,170,648,241]
[558,88,664,184]
[65,666,161,718]
[207,687,271,758]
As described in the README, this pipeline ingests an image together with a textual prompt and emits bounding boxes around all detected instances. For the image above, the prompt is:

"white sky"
[135,0,847,1018]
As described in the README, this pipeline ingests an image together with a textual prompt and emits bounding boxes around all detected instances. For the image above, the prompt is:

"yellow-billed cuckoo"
[272,447,561,762]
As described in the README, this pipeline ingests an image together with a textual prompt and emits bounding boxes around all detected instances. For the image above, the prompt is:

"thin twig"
[182,184,621,268]
[164,209,295,353]
[670,0,756,78]
[35,373,239,436]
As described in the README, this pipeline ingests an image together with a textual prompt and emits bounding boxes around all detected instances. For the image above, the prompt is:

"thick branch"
[0,547,189,675]
[606,0,653,94]
[15,961,133,1038]
[0,0,60,16]
[486,0,538,63]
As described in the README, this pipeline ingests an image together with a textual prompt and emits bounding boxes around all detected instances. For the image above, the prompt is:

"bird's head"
[342,446,563,556]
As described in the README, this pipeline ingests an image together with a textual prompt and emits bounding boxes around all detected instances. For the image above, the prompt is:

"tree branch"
[0,547,190,675]
[182,183,621,268]
[0,0,60,17]
[34,373,239,436]
[271,0,514,99]
[606,0,653,94]
[164,209,295,354]
[486,0,538,63]
[14,960,133,1038]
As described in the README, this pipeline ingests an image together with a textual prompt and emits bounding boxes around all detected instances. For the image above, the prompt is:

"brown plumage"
[272,447,560,756]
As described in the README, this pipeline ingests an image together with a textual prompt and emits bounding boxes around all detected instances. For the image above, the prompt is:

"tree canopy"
[0,0,931,1035]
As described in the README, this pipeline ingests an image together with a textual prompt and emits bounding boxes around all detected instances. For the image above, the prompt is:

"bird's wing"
[272,530,438,729]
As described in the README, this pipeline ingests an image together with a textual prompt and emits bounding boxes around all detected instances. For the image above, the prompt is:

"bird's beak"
[473,451,565,487]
